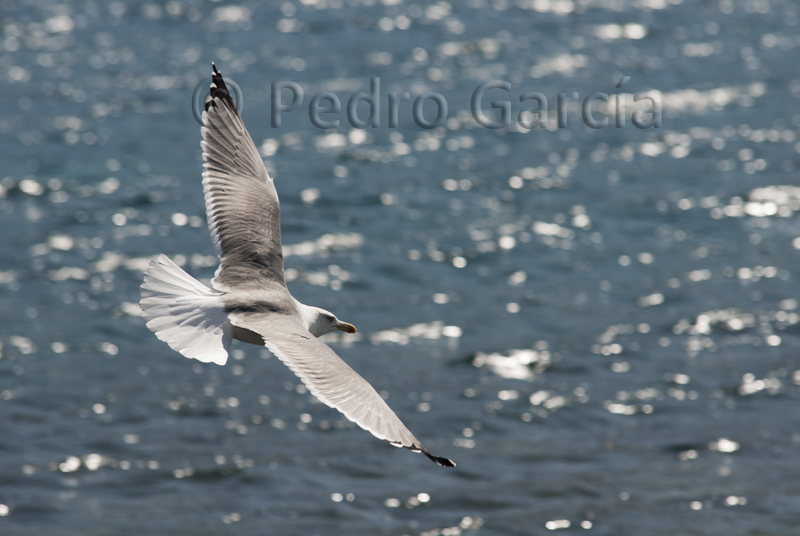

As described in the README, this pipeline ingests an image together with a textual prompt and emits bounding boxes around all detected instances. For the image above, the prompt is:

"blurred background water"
[1,0,800,534]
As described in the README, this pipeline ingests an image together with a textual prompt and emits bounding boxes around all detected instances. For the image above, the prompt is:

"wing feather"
[201,64,285,291]
[230,313,455,467]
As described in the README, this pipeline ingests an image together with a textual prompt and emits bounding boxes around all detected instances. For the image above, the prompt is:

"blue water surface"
[1,1,799,535]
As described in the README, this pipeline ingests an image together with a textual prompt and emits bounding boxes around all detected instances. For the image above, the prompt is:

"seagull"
[139,63,455,468]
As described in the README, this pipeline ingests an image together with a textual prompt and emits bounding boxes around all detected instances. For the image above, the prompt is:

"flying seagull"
[139,63,455,468]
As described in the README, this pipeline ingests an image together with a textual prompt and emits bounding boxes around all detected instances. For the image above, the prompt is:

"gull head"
[304,306,357,337]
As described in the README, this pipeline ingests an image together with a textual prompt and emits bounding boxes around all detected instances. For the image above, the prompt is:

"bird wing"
[229,312,455,467]
[201,63,285,292]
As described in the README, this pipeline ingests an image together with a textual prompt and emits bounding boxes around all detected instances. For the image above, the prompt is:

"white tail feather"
[140,254,231,365]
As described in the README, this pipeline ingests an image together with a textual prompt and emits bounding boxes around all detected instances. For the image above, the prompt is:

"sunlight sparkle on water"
[545,519,571,530]
[709,438,740,453]
[473,348,551,380]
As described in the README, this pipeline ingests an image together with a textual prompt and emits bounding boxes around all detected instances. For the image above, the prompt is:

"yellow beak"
[336,322,357,334]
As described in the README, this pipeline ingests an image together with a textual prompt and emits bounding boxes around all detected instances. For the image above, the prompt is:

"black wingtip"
[206,61,237,113]
[424,451,456,468]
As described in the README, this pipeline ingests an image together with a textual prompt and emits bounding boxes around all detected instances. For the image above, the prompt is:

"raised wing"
[201,63,285,291]
[230,312,455,467]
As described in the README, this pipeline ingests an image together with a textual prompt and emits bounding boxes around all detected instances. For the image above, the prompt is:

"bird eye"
[325,315,334,322]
